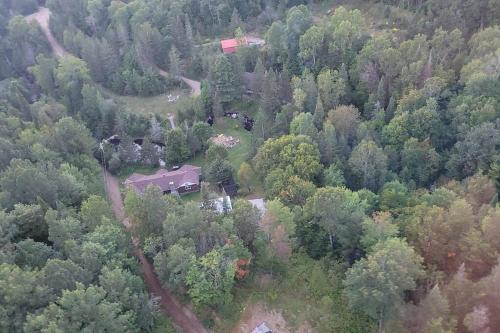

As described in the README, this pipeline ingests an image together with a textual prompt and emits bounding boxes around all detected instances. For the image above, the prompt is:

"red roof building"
[220,37,248,54]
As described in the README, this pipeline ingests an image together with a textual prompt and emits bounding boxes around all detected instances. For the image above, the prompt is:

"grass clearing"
[115,164,157,182]
[212,254,374,333]
[185,117,252,171]
[180,191,202,202]
[98,85,191,118]
[182,117,264,200]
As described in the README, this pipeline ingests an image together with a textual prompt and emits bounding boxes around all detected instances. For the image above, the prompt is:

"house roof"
[124,165,201,194]
[220,37,247,50]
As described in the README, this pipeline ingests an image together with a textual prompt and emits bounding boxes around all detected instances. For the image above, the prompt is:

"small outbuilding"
[221,180,238,197]
[220,37,248,54]
[201,196,233,214]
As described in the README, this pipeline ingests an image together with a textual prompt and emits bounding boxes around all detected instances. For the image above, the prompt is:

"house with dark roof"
[124,165,201,196]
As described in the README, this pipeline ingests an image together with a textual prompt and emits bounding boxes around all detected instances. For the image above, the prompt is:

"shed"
[221,181,238,197]
[221,37,248,54]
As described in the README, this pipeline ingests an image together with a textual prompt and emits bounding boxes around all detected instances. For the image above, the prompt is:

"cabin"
[220,37,248,54]
[124,165,201,196]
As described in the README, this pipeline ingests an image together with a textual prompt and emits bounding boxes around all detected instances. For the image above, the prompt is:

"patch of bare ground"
[233,302,313,333]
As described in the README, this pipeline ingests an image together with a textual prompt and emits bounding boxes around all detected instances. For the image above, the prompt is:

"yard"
[109,98,264,202]
[184,117,264,198]
[115,164,157,182]
[98,85,191,118]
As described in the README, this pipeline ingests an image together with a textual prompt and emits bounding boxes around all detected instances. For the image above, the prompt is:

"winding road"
[26,7,208,332]
[26,7,201,96]
[104,171,209,333]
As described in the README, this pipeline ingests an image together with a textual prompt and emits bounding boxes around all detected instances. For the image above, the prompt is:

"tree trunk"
[378,318,384,333]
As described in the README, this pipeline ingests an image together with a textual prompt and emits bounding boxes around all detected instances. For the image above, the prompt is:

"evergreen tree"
[81,84,103,138]
[313,94,325,130]
[168,46,182,77]
[141,136,160,167]
[213,55,238,104]
[260,70,280,118]
[318,123,339,165]
[184,14,194,54]
[230,8,243,32]
[165,128,190,166]
[118,134,139,164]
[253,57,265,96]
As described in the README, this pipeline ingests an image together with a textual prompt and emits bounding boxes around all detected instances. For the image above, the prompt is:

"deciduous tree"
[344,238,424,333]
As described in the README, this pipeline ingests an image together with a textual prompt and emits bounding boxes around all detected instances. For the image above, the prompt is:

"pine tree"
[141,136,160,166]
[165,128,190,166]
[338,63,351,104]
[149,115,164,142]
[81,84,103,138]
[253,57,265,95]
[169,46,182,77]
[99,39,119,80]
[313,94,325,130]
[377,75,388,109]
[260,70,280,118]
[385,95,396,122]
[318,122,338,165]
[213,95,224,118]
[213,55,238,104]
[278,69,293,103]
[184,14,194,54]
[253,108,274,140]
[119,134,140,164]
[230,8,243,32]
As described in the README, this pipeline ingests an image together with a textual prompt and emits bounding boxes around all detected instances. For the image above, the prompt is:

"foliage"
[185,245,237,308]
[344,238,424,331]
[305,186,366,260]
[254,134,322,182]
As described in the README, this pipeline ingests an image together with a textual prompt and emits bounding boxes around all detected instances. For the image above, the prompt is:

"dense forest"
[0,0,499,332]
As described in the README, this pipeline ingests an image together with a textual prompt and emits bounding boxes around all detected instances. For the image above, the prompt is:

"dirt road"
[26,7,66,58]
[26,7,201,97]
[103,170,209,333]
[158,68,201,96]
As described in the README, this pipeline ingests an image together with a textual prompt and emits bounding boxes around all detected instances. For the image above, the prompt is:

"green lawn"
[98,85,191,118]
[180,190,202,202]
[185,118,252,171]
[182,117,264,199]
[115,164,157,182]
